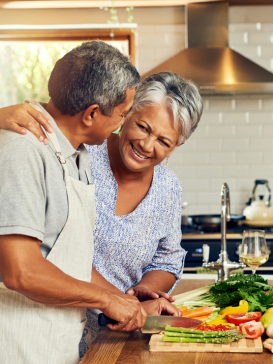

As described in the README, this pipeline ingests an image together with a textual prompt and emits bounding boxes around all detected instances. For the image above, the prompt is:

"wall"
[169,6,273,216]
[1,5,273,215]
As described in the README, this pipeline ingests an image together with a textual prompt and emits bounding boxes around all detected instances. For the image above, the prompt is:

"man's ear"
[82,104,101,126]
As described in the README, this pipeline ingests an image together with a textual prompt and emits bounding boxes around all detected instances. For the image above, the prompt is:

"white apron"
[0,104,96,364]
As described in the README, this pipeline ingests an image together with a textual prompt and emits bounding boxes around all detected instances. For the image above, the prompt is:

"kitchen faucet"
[202,183,246,281]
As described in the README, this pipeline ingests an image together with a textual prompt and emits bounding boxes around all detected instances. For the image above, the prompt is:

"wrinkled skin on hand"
[126,285,175,303]
[0,103,52,144]
[102,291,147,332]
[140,297,181,317]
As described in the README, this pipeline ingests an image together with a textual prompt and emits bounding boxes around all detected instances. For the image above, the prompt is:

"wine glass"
[239,230,269,274]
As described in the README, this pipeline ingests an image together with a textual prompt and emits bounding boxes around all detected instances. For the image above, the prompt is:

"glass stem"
[252,268,256,275]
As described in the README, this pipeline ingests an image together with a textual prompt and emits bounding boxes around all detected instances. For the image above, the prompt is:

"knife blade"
[98,314,202,333]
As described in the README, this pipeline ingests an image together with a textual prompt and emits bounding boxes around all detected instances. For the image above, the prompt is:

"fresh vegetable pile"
[201,274,273,312]
[174,274,273,313]
[162,325,245,344]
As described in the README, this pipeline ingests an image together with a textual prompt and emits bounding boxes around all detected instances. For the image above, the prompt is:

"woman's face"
[119,103,180,173]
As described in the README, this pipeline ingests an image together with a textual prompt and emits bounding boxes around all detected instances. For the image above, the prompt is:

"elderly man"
[0,41,146,364]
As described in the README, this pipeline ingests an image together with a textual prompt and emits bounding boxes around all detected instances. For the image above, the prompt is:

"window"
[0,27,136,106]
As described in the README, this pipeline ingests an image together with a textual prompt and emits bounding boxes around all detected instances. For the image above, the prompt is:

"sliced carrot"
[192,315,211,322]
[182,306,213,318]
[178,306,188,314]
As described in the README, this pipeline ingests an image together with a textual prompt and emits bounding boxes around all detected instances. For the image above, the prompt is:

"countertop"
[81,279,273,364]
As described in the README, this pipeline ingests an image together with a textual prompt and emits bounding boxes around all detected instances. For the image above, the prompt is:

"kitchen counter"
[81,279,273,364]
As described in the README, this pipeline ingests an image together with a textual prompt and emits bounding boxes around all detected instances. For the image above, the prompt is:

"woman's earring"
[165,157,169,167]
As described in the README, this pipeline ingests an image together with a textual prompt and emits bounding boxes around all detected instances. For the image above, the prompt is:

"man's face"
[87,88,135,145]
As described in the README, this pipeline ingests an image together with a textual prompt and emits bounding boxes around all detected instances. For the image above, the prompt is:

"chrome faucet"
[202,183,246,281]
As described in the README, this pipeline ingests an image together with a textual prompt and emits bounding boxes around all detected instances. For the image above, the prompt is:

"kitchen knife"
[98,314,202,333]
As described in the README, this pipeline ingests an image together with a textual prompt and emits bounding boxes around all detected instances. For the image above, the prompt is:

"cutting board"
[149,334,263,353]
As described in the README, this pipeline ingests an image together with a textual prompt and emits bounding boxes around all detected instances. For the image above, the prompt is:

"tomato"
[239,320,264,339]
[226,312,262,324]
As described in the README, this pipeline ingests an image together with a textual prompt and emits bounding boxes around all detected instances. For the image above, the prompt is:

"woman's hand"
[102,291,147,332]
[0,104,53,144]
[126,285,175,303]
[140,297,181,317]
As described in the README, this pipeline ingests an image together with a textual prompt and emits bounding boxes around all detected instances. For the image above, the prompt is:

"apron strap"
[25,100,69,177]
[85,168,93,185]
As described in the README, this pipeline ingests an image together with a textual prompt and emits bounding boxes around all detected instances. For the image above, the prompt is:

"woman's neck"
[107,134,154,184]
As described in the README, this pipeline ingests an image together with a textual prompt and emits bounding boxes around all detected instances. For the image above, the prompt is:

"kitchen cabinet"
[81,279,273,364]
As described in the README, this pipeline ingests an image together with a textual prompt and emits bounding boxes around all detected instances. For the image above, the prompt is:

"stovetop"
[181,224,273,240]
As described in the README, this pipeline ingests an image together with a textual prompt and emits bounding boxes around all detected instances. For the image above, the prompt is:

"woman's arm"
[126,271,176,302]
[0,104,53,144]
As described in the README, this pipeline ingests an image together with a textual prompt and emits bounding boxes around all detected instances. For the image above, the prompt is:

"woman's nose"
[139,136,154,152]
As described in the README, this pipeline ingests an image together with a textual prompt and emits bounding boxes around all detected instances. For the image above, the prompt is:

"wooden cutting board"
[149,334,263,353]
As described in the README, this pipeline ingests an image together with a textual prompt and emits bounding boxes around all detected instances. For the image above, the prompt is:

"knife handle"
[98,313,118,326]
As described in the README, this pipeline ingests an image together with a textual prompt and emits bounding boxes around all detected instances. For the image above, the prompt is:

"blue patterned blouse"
[79,140,186,358]
[87,140,186,292]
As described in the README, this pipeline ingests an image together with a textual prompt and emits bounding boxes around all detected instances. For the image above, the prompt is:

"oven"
[181,225,273,274]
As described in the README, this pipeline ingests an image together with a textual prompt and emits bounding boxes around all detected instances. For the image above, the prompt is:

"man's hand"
[0,103,52,144]
[101,291,147,332]
[126,285,175,303]
[140,297,181,317]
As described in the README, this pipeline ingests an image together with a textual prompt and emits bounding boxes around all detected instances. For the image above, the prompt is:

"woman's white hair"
[130,72,203,145]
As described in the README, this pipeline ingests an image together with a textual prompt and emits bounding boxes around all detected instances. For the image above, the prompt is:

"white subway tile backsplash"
[208,125,235,138]
[229,23,259,32]
[235,99,261,111]
[261,24,273,32]
[229,32,247,45]
[182,179,210,191]
[263,152,273,164]
[181,152,209,165]
[236,152,263,164]
[249,165,273,178]
[200,112,221,124]
[263,125,273,137]
[222,165,249,178]
[235,178,257,192]
[196,166,222,178]
[194,138,222,151]
[261,45,273,58]
[197,191,220,205]
[262,99,273,111]
[208,99,234,111]
[235,125,262,137]
[249,112,273,124]
[222,138,249,151]
[222,112,248,124]
[249,138,273,151]
[209,152,236,165]
[248,31,273,44]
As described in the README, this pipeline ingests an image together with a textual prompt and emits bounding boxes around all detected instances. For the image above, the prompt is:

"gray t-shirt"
[0,104,92,260]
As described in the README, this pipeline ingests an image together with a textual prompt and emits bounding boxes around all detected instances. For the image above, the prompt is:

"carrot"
[178,306,188,314]
[182,306,213,318]
[192,315,211,322]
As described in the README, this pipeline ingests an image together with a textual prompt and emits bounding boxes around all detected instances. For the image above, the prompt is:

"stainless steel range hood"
[142,2,273,95]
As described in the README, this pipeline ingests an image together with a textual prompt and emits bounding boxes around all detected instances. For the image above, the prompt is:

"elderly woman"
[0,72,203,356]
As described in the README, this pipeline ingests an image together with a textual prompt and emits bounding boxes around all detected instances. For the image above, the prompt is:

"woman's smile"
[130,143,150,162]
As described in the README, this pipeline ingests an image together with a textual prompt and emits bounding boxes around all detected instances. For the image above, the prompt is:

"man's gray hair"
[48,40,141,116]
[130,72,203,144]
